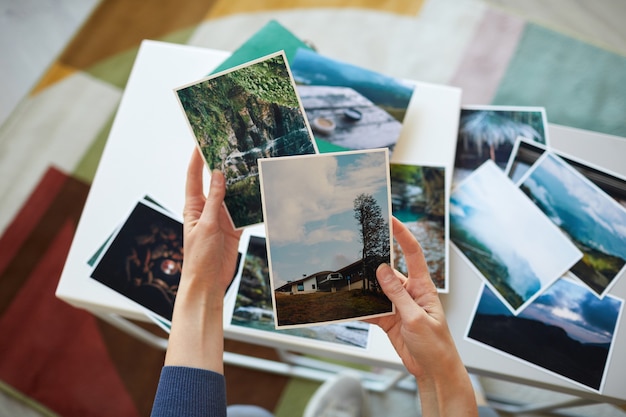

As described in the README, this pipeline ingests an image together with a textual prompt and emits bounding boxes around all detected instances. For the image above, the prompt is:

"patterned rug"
[1,0,625,416]
[0,167,291,416]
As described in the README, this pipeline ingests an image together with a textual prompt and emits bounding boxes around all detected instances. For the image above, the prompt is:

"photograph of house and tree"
[259,149,394,328]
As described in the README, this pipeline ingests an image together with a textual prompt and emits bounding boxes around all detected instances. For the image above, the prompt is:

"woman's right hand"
[367,217,477,416]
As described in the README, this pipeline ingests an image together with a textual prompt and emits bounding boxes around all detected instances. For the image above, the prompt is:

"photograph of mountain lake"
[231,235,370,348]
[259,149,393,328]
[175,51,317,229]
[519,152,626,297]
[467,278,623,391]
[450,160,582,314]
[389,163,448,292]
[290,47,415,152]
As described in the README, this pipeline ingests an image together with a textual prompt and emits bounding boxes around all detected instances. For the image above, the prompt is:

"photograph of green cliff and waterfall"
[175,51,317,229]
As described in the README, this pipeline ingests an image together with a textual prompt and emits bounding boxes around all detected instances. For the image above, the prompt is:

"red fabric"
[0,167,67,274]
[0,168,141,417]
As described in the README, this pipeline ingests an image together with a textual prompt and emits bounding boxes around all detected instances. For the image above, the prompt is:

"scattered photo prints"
[518,152,626,297]
[389,163,449,292]
[507,137,626,209]
[259,149,394,329]
[232,234,370,348]
[450,160,582,314]
[453,105,548,187]
[90,199,183,322]
[467,277,623,392]
[209,20,415,154]
[505,137,547,184]
[175,51,317,229]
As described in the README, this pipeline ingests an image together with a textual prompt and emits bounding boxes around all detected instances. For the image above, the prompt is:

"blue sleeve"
[151,366,227,417]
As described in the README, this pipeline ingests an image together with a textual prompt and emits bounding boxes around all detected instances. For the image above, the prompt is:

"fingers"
[186,148,228,227]
[376,263,420,317]
[186,148,205,202]
[392,217,436,294]
[202,169,227,225]
[392,218,428,278]
[184,149,207,230]
[377,218,441,321]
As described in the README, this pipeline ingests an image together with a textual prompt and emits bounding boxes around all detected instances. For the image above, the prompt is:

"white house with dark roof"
[275,258,373,295]
[275,271,331,295]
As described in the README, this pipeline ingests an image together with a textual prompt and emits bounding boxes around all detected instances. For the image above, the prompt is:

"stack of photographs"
[89,197,184,324]
[88,21,419,349]
[451,105,625,393]
[209,20,416,156]
[91,21,626,385]
[88,196,241,331]
[171,21,413,347]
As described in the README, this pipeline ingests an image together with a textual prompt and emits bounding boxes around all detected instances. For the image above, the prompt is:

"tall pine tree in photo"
[354,193,389,293]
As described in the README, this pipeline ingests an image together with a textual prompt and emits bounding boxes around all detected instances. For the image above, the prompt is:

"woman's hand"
[181,148,242,297]
[164,148,242,373]
[368,217,477,416]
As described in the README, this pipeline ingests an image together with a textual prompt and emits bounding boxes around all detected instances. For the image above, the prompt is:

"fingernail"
[377,264,393,282]
[211,170,224,187]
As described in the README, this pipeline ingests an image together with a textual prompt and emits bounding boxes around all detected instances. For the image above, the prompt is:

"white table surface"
[56,40,626,404]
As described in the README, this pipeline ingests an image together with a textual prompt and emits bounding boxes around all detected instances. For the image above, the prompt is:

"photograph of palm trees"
[258,149,394,329]
[450,160,582,314]
[453,105,548,187]
[175,51,317,229]
[467,278,623,391]
[518,152,626,297]
[231,234,370,348]
[390,163,448,292]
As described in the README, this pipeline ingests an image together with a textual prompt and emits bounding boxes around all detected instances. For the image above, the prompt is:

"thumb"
[377,264,416,315]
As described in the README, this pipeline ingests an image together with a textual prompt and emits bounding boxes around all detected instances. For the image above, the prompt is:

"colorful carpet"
[0,167,155,416]
[0,166,290,416]
[1,0,625,416]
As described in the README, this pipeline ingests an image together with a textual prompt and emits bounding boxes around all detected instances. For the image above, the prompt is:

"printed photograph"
[259,149,394,328]
[175,51,317,229]
[519,152,626,296]
[390,163,448,292]
[467,278,623,391]
[505,136,544,184]
[453,105,548,187]
[290,47,415,153]
[90,200,183,321]
[507,138,626,210]
[450,160,582,314]
[231,235,370,348]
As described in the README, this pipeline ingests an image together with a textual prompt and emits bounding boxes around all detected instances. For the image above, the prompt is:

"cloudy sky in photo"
[450,160,582,310]
[476,278,622,345]
[259,149,390,288]
[521,152,626,263]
